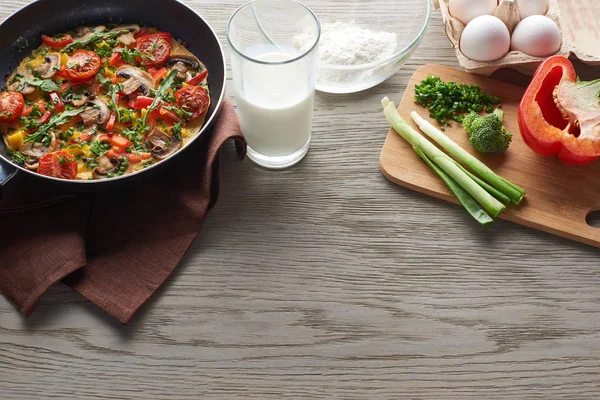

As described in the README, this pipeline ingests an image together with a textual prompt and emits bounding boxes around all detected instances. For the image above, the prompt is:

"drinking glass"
[227,0,320,169]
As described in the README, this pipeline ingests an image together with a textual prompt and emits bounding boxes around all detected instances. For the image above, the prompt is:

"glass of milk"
[227,0,320,169]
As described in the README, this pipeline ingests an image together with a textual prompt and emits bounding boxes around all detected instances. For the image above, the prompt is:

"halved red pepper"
[519,56,600,165]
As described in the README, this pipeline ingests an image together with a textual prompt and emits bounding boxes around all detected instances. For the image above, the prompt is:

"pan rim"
[0,0,227,185]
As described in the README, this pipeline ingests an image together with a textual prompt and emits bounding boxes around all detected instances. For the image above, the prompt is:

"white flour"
[293,21,398,84]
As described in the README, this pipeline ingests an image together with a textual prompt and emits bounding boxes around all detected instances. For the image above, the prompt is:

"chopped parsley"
[9,149,27,166]
[90,140,111,157]
[171,121,183,141]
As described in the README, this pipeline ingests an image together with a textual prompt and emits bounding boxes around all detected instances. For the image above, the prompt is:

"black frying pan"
[0,0,226,195]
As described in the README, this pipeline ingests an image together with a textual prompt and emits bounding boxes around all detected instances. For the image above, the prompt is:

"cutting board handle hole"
[585,209,600,228]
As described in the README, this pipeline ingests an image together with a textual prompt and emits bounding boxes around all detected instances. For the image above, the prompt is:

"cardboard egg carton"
[433,0,600,76]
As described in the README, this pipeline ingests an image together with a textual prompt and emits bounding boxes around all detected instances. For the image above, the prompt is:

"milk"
[235,52,314,158]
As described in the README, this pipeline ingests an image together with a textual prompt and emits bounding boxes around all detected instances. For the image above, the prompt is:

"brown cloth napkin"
[0,99,246,324]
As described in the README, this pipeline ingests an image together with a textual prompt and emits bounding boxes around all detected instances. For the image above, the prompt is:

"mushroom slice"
[81,98,110,126]
[112,24,141,34]
[63,90,89,107]
[92,155,133,179]
[117,33,136,46]
[35,52,61,79]
[7,69,35,95]
[147,127,182,160]
[169,61,190,80]
[71,94,89,107]
[168,40,201,68]
[111,24,140,46]
[116,65,156,96]
[92,155,118,179]
[20,132,56,169]
[73,25,106,42]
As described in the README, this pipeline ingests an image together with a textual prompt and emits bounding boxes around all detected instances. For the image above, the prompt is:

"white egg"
[460,15,510,62]
[511,15,561,57]
[518,0,548,19]
[449,0,498,25]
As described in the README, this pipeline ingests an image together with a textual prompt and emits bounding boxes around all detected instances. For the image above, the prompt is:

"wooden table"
[2,1,600,398]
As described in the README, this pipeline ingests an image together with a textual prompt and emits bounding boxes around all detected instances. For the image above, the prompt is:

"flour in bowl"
[293,21,398,85]
[313,21,397,65]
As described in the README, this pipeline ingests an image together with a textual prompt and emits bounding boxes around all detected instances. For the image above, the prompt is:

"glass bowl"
[301,0,431,94]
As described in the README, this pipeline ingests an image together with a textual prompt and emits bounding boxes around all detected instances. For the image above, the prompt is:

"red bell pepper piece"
[149,67,169,83]
[132,96,154,110]
[186,70,208,86]
[106,112,117,132]
[55,69,70,79]
[97,134,112,142]
[49,92,65,112]
[40,109,53,124]
[158,107,181,123]
[519,56,600,165]
[107,147,127,159]
[41,34,73,49]
[109,135,132,149]
[125,152,152,163]
[22,105,32,117]
[109,51,125,67]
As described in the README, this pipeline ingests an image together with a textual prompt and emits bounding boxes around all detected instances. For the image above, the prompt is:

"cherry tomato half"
[37,151,78,180]
[175,86,209,119]
[66,50,101,81]
[135,33,172,66]
[0,91,25,123]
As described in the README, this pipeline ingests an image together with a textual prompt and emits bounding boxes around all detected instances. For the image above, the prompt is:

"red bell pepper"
[106,112,116,132]
[158,107,181,123]
[125,152,152,163]
[186,70,208,86]
[49,92,65,112]
[41,34,73,49]
[40,109,53,124]
[149,67,169,83]
[22,105,33,117]
[132,96,154,110]
[109,135,132,149]
[109,51,125,67]
[519,56,600,165]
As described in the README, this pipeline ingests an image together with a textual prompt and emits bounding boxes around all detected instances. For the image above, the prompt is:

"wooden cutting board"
[380,64,600,248]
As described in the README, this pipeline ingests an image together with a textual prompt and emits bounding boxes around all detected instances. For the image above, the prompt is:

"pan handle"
[0,159,17,200]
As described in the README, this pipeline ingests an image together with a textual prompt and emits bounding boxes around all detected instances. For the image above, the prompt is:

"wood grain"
[2,1,600,399]
[380,64,600,248]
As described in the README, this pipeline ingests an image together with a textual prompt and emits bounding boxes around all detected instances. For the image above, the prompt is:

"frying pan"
[0,0,226,195]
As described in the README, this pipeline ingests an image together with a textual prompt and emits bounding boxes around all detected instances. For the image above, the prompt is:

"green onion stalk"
[382,97,506,221]
[410,111,526,204]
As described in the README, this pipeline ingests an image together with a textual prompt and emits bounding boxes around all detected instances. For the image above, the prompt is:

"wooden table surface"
[2,1,600,399]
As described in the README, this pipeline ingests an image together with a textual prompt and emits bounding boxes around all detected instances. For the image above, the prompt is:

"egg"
[511,15,561,57]
[460,15,510,62]
[449,0,498,25]
[518,0,548,19]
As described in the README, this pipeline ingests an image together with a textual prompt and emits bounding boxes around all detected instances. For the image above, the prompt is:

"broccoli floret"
[462,109,512,153]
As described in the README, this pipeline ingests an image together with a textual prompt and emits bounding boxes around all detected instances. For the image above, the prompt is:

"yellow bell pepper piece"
[7,131,24,150]
[81,145,93,158]
[61,53,69,68]
[77,162,92,174]
[64,147,83,156]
